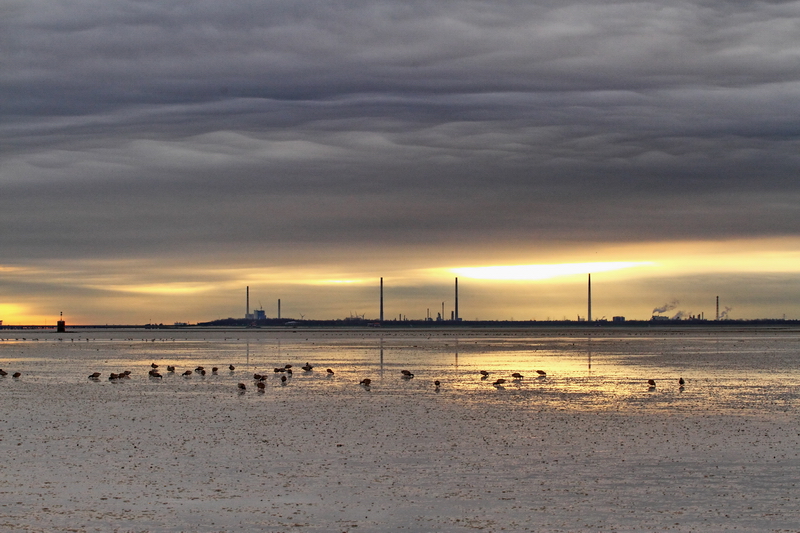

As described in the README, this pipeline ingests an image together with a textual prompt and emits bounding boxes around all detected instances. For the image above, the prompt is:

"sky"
[2,0,800,324]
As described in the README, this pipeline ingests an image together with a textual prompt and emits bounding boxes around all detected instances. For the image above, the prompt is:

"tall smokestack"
[587,273,592,322]
[380,277,384,322]
[246,286,250,318]
[716,296,719,321]
[454,277,459,321]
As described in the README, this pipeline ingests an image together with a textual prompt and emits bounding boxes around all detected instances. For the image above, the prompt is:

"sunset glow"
[450,261,654,281]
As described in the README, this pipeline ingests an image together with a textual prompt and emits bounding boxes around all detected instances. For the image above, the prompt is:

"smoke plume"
[653,299,680,315]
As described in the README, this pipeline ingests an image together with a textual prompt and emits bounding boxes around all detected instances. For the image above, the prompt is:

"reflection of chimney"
[587,274,592,322]
[454,277,459,321]
[246,286,250,318]
[380,278,384,322]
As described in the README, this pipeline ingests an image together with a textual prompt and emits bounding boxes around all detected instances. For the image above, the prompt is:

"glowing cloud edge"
[450,261,655,281]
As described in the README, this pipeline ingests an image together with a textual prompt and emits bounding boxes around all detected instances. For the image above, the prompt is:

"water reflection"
[587,337,592,373]
[379,337,384,376]
[3,328,800,414]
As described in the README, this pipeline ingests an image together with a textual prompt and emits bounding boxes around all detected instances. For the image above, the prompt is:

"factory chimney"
[587,273,592,322]
[716,296,719,321]
[380,278,384,322]
[246,286,250,319]
[454,277,459,321]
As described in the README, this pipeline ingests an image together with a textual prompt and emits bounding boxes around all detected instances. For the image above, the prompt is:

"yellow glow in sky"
[89,283,216,295]
[451,261,654,281]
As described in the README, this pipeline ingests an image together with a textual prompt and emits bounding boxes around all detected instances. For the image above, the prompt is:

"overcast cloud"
[2,0,800,321]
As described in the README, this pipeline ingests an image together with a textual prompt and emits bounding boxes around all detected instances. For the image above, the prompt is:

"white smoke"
[719,306,733,320]
[653,299,680,315]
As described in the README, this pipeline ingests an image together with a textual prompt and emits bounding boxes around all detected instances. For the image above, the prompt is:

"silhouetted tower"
[587,273,592,322]
[57,311,66,333]
[716,295,719,321]
[454,277,459,321]
[380,277,384,322]
[246,286,250,318]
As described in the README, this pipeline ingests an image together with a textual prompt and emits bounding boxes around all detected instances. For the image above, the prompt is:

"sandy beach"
[1,328,798,532]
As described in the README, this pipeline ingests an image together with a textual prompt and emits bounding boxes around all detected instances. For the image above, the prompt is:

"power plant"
[244,286,265,320]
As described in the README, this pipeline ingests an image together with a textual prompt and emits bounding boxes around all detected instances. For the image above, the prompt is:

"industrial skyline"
[3,1,800,324]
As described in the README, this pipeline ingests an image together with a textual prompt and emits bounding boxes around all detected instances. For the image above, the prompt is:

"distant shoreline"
[2,318,799,331]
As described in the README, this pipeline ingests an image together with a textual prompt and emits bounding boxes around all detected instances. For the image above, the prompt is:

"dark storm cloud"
[3,0,800,262]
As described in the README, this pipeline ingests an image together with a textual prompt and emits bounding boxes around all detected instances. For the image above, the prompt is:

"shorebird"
[359,378,372,386]
[151,363,159,369]
[253,373,263,380]
[480,370,489,379]
[211,367,218,374]
[493,378,506,386]
[182,370,192,376]
[199,369,206,376]
[286,368,292,376]
[280,375,287,384]
[400,370,414,378]
[679,377,685,386]
[11,372,21,379]
[326,368,335,375]
[109,373,119,380]
[194,366,205,374]
[0,369,7,376]
[229,365,235,371]
[301,363,313,371]
[434,380,441,389]
[284,364,292,369]
[149,369,162,378]
[648,379,656,391]
[166,366,176,372]
[257,381,266,391]
[511,373,524,379]
[274,367,285,373]
[536,370,547,377]
[88,372,101,379]
[238,382,246,391]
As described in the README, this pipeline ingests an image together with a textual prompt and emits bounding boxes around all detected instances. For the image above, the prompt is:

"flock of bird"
[2,363,685,392]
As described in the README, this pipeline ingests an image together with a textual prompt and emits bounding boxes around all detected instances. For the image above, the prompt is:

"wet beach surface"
[1,327,798,531]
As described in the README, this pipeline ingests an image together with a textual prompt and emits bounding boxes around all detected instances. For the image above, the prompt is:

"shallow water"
[2,326,799,414]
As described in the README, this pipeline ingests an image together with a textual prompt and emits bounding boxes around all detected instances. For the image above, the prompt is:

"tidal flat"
[1,327,798,532]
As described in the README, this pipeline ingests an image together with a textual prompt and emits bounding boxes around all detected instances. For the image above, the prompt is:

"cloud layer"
[2,0,800,321]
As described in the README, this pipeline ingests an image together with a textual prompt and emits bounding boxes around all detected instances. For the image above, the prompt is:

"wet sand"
[1,328,798,532]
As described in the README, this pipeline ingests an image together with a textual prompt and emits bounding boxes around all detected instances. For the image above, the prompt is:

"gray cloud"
[2,1,800,276]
